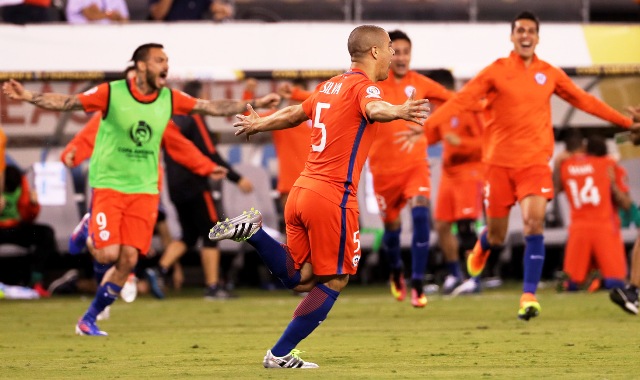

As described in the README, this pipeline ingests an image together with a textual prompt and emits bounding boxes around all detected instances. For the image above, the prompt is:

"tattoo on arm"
[29,93,83,111]
[194,99,245,117]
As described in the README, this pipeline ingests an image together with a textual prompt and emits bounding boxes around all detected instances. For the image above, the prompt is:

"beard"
[146,70,160,91]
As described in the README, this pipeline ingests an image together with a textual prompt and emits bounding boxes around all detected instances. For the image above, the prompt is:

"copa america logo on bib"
[404,85,416,98]
[535,72,546,85]
[365,86,382,99]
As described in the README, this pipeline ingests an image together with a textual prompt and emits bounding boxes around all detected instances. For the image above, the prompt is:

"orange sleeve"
[162,121,217,176]
[18,177,39,222]
[423,65,494,131]
[419,76,453,103]
[615,163,630,193]
[553,68,633,128]
[291,87,313,102]
[426,124,442,145]
[452,111,484,157]
[61,112,101,167]
[0,127,6,173]
[171,89,198,115]
[76,83,110,114]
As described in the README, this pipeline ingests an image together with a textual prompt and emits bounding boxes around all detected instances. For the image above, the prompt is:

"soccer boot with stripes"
[209,208,262,242]
[263,349,318,369]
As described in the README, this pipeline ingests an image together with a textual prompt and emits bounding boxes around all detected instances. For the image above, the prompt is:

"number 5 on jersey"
[312,102,330,152]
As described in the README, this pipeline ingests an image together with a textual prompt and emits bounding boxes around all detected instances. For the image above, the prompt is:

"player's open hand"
[209,165,228,180]
[233,104,261,141]
[400,89,430,126]
[394,124,423,153]
[2,79,28,101]
[256,93,281,109]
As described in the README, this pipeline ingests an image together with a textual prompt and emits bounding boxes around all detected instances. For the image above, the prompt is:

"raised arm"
[192,93,281,117]
[2,79,84,111]
[366,90,430,125]
[234,104,309,140]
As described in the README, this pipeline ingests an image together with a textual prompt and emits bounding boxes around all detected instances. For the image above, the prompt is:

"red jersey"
[424,51,633,168]
[427,109,484,177]
[272,120,312,194]
[368,70,452,176]
[296,69,385,208]
[560,153,617,227]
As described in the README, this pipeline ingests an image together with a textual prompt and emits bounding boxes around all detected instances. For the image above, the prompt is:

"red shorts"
[564,223,627,283]
[372,163,430,223]
[285,186,361,276]
[435,173,483,222]
[89,188,159,254]
[484,165,553,218]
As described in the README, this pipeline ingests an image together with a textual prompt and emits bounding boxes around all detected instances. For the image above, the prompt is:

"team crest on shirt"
[365,86,382,99]
[352,254,361,267]
[534,72,547,85]
[99,230,110,241]
[404,85,416,98]
[450,116,459,128]
[129,121,153,147]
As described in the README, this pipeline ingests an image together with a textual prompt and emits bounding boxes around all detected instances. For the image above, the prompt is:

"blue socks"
[271,284,339,357]
[82,282,121,323]
[248,229,301,289]
[411,206,430,281]
[382,228,402,272]
[93,261,112,285]
[523,234,545,294]
[447,261,462,280]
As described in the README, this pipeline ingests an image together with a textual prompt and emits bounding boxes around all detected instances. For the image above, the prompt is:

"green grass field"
[1,283,638,379]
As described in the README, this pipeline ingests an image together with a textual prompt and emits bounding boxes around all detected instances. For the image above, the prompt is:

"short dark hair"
[387,30,411,45]
[511,11,540,33]
[564,130,584,152]
[130,43,164,63]
[586,134,608,157]
[182,80,203,98]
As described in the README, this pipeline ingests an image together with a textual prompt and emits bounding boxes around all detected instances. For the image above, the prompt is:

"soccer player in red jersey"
[368,30,453,307]
[210,25,429,368]
[557,133,629,292]
[399,11,638,320]
[427,106,484,294]
[2,43,280,336]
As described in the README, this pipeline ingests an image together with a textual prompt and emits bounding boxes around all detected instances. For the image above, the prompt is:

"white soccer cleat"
[208,208,263,242]
[263,349,319,369]
[96,306,111,321]
[121,274,138,303]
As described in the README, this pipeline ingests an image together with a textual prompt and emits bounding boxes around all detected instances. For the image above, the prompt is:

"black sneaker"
[204,285,235,300]
[609,286,639,315]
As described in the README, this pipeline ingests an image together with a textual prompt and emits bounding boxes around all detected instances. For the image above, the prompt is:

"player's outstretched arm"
[193,93,281,117]
[2,79,83,111]
[233,104,308,140]
[366,90,430,125]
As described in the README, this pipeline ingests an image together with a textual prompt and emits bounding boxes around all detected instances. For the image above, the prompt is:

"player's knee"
[523,217,544,235]
[487,230,507,246]
[435,221,451,237]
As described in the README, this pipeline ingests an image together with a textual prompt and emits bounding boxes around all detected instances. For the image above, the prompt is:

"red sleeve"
[18,177,39,222]
[242,90,254,101]
[426,124,442,145]
[553,67,633,128]
[615,163,630,193]
[61,112,101,166]
[171,89,198,115]
[452,111,484,157]
[419,76,454,103]
[76,83,110,114]
[162,121,217,176]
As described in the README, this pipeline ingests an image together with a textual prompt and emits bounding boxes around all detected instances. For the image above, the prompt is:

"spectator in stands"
[556,133,629,292]
[1,0,53,24]
[66,0,129,24]
[399,11,638,321]
[149,0,230,21]
[0,164,58,297]
[149,79,254,300]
